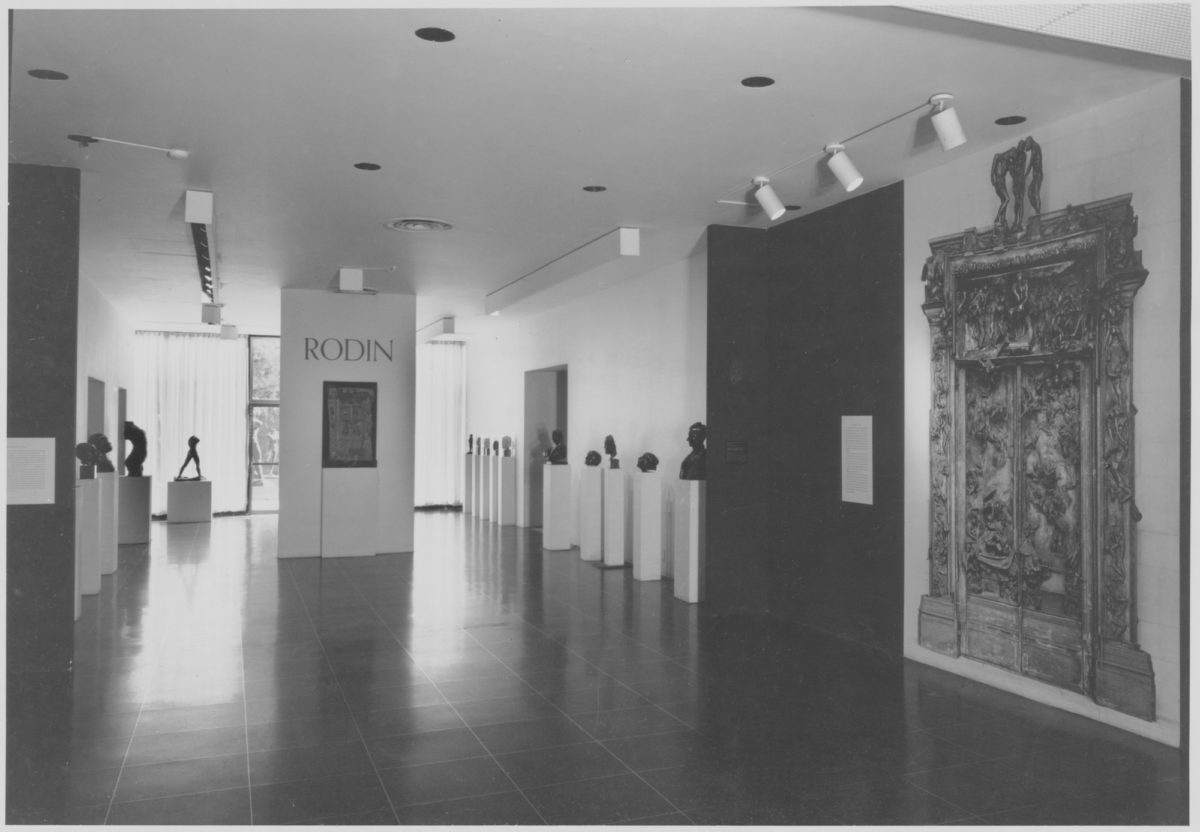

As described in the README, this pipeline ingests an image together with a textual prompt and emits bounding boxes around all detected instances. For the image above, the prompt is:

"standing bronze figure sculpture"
[990,136,1043,238]
[176,436,203,481]
[124,421,147,477]
[679,422,707,480]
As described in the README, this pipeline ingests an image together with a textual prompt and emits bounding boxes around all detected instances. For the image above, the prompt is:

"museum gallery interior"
[6,5,1190,826]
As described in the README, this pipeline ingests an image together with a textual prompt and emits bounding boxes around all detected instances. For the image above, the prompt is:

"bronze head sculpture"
[679,421,707,480]
[585,450,602,466]
[636,452,659,473]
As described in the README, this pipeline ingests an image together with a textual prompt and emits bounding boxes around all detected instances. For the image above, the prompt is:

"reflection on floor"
[8,513,1186,824]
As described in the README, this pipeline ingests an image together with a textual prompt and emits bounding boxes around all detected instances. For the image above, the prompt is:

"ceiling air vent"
[385,218,453,232]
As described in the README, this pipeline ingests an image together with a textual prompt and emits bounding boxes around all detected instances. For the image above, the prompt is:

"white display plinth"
[491,456,502,521]
[97,472,118,575]
[464,454,474,514]
[673,480,706,603]
[480,456,493,521]
[632,471,663,581]
[579,466,603,561]
[542,464,572,550]
[321,467,378,557]
[498,457,517,526]
[77,478,101,596]
[602,468,629,567]
[118,476,151,544]
[472,453,482,516]
[167,479,212,524]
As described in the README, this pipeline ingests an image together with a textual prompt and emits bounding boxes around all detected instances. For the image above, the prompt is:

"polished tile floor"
[8,512,1187,824]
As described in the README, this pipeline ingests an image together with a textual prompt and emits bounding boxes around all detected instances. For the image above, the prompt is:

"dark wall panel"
[704,224,771,614]
[7,163,80,672]
[766,182,905,651]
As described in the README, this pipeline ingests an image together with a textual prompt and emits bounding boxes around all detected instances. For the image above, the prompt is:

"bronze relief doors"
[918,193,1155,720]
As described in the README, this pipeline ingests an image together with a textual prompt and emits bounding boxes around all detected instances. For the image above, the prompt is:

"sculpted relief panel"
[918,138,1154,720]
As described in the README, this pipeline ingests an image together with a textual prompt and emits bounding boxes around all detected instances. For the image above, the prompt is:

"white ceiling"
[8,5,1189,335]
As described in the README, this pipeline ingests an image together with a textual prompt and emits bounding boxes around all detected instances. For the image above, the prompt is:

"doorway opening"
[523,365,567,528]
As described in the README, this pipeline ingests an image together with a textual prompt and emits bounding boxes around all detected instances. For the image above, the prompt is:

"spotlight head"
[824,144,863,193]
[752,176,786,221]
[929,93,966,151]
[166,148,190,160]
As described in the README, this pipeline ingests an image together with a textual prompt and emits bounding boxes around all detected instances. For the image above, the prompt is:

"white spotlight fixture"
[752,176,786,221]
[824,144,863,192]
[929,93,966,151]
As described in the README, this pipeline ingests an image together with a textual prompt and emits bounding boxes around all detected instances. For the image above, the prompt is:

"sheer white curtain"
[414,341,466,507]
[132,331,249,515]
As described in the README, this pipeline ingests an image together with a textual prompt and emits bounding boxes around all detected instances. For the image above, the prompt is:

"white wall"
[278,289,416,557]
[903,78,1183,746]
[467,239,707,544]
[76,276,136,455]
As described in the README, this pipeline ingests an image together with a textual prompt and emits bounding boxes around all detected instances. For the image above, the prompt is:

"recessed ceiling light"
[354,162,382,171]
[995,115,1027,126]
[582,185,607,193]
[741,76,775,88]
[385,218,453,232]
[28,68,68,80]
[416,27,455,42]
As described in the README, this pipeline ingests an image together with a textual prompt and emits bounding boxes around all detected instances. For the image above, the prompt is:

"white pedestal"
[498,457,517,526]
[97,472,118,575]
[602,468,629,568]
[76,479,101,596]
[632,471,663,581]
[321,467,378,557]
[673,480,706,603]
[491,456,502,521]
[480,456,493,521]
[464,455,474,514]
[542,464,572,550]
[167,479,213,524]
[118,476,151,544]
[472,454,482,515]
[579,466,603,561]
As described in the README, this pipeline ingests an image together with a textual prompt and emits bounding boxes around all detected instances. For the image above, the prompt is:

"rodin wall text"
[303,338,394,362]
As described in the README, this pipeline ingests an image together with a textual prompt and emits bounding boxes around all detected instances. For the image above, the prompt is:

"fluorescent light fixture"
[825,144,863,192]
[752,177,786,221]
[929,93,966,151]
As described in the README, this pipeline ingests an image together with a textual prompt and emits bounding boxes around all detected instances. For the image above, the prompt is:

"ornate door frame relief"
[917,138,1154,721]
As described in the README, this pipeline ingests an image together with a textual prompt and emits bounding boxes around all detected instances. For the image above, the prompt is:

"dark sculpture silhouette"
[637,452,659,473]
[679,422,707,480]
[545,430,567,465]
[467,433,474,454]
[604,435,619,469]
[585,451,602,466]
[991,136,1043,237]
[124,421,147,477]
[75,442,97,479]
[89,432,115,474]
[176,435,203,481]
[502,436,513,457]
[493,440,499,456]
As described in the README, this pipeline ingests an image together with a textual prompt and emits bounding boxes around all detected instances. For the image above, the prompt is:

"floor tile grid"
[275,561,402,826]
[458,626,696,819]
[332,554,693,822]
[344,597,558,822]
[96,533,255,825]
